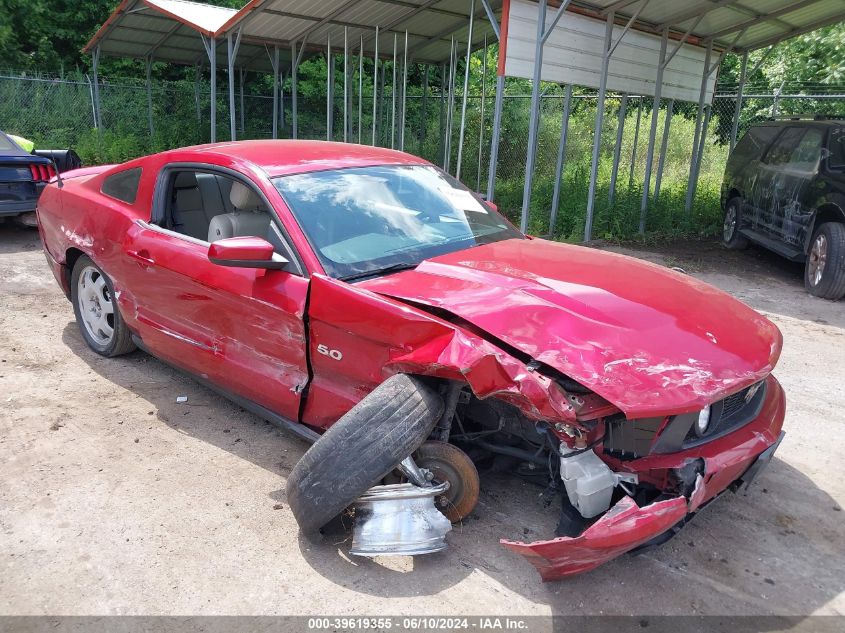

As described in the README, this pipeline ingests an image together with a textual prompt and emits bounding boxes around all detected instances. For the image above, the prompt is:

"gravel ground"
[1,224,843,618]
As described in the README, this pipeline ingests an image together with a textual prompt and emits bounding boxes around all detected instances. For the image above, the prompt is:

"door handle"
[127,249,155,266]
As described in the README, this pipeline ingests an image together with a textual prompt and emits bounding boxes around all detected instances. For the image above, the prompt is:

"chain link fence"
[2,70,843,236]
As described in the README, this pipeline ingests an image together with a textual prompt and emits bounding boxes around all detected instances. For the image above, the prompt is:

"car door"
[769,126,824,248]
[728,125,780,231]
[121,164,309,421]
[750,127,806,237]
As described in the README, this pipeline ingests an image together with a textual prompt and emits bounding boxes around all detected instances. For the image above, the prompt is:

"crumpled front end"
[501,375,786,580]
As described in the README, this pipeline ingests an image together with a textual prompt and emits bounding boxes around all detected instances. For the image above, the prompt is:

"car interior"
[166,170,273,243]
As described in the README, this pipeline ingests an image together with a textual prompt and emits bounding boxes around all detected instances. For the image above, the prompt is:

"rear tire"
[805,222,845,300]
[71,255,136,357]
[722,197,749,250]
[286,374,444,534]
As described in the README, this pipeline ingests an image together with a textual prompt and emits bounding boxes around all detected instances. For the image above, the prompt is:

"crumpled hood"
[360,238,782,418]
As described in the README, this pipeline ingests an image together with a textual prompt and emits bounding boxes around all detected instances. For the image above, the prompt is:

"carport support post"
[685,41,714,215]
[688,102,713,213]
[487,75,504,201]
[391,33,397,149]
[271,46,279,139]
[638,29,668,234]
[239,67,245,134]
[549,83,573,237]
[400,31,408,151]
[292,42,299,139]
[653,98,674,202]
[608,93,627,205]
[519,1,547,233]
[91,45,102,130]
[476,36,488,192]
[444,39,456,171]
[455,0,475,180]
[372,26,379,146]
[204,36,217,143]
[327,33,333,141]
[420,64,429,148]
[343,27,349,143]
[358,35,364,143]
[628,97,642,187]
[226,30,242,141]
[145,54,154,139]
[482,0,503,201]
[584,12,614,242]
[730,50,749,152]
[280,74,285,133]
[520,0,572,232]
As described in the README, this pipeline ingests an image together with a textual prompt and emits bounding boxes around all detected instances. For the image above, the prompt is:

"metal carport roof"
[567,0,845,53]
[83,0,292,72]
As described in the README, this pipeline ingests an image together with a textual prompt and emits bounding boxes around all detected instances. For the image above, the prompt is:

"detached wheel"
[722,198,748,250]
[286,374,444,534]
[71,255,136,357]
[805,222,845,300]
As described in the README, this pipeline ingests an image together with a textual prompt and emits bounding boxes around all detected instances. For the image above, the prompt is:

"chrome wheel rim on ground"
[723,206,737,242]
[77,266,115,345]
[808,234,828,287]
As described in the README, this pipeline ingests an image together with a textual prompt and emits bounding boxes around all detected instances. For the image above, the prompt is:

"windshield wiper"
[340,262,420,283]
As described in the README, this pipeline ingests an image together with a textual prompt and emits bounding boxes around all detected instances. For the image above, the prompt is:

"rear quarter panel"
[36,159,157,312]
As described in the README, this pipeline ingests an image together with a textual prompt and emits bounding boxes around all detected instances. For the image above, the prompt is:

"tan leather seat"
[207,181,271,243]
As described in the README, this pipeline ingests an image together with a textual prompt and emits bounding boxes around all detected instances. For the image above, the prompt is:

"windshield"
[273,164,523,280]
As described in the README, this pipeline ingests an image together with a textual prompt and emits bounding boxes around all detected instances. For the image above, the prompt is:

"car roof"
[156,140,431,177]
[752,118,845,129]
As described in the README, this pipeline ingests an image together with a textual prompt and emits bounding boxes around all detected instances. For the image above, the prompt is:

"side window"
[162,169,273,244]
[764,128,806,166]
[828,127,845,170]
[102,167,142,204]
[787,128,824,171]
[731,126,780,164]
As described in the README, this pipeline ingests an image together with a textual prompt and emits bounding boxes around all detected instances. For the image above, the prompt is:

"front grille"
[605,380,768,457]
[681,381,766,448]
[720,388,751,420]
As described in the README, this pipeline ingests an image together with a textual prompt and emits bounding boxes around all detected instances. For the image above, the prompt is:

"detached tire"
[286,374,444,533]
[722,197,749,250]
[805,222,845,300]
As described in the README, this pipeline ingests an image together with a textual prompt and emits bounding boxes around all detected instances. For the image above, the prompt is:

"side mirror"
[208,236,289,269]
[486,200,498,213]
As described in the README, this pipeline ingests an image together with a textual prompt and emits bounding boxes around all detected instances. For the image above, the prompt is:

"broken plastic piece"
[176,395,188,403]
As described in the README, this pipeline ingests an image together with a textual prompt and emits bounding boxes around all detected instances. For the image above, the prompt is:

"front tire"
[722,197,748,250]
[286,374,444,534]
[71,256,136,356]
[805,222,845,300]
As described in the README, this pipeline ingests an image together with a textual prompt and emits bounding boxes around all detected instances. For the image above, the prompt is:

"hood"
[360,239,782,418]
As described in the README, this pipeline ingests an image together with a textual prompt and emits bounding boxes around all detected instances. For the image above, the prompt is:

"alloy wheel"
[77,266,115,345]
[723,206,737,242]
[808,233,828,287]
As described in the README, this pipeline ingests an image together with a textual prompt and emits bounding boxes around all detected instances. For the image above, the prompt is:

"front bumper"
[501,374,786,580]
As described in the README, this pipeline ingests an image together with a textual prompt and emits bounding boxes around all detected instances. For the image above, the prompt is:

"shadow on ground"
[0,223,41,255]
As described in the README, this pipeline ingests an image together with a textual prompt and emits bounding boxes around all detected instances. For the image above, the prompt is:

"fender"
[302,274,579,429]
[804,198,845,253]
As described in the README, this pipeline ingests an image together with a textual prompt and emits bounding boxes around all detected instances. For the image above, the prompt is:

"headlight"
[694,406,712,437]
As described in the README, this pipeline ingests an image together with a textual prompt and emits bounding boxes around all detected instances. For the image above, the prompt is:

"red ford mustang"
[36,140,785,580]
